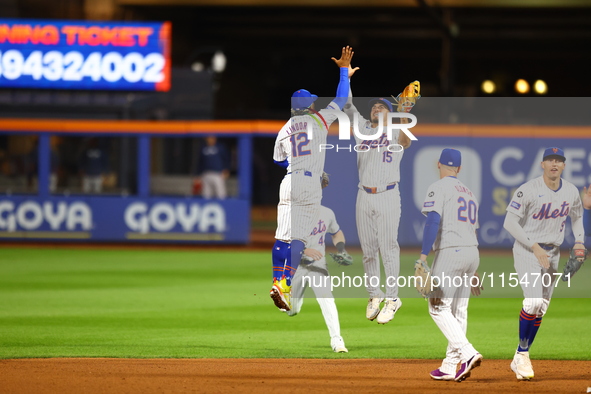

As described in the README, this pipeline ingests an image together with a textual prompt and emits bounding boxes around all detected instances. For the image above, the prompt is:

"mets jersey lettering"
[532,202,570,220]
[506,176,583,245]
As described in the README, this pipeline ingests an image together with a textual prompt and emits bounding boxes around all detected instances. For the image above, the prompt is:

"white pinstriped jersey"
[273,103,341,175]
[305,206,340,272]
[506,176,583,246]
[344,104,403,189]
[421,176,479,251]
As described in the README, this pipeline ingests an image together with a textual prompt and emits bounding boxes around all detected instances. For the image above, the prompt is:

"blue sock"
[284,239,305,286]
[528,317,542,348]
[517,309,536,352]
[272,240,290,282]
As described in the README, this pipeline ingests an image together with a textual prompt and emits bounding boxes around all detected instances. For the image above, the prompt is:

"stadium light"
[212,51,227,73]
[534,79,547,95]
[481,80,496,94]
[515,79,530,94]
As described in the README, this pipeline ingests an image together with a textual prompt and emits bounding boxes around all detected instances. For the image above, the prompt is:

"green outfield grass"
[0,248,590,360]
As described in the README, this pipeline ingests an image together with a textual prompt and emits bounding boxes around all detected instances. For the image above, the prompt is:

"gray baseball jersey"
[421,176,479,251]
[303,205,340,274]
[506,176,583,247]
[345,104,403,191]
[273,104,341,175]
[273,103,341,244]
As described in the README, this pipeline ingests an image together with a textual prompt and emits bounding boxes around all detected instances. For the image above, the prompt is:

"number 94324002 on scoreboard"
[0,19,171,91]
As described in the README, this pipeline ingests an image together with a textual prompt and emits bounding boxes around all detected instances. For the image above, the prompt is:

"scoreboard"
[0,19,171,91]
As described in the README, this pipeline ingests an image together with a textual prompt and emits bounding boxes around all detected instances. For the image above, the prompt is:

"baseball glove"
[330,251,353,266]
[392,80,421,113]
[321,171,330,189]
[561,246,588,281]
[414,259,437,298]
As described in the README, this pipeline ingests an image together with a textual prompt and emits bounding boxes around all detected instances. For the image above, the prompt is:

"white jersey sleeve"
[506,184,531,219]
[422,177,479,250]
[324,206,340,235]
[273,121,292,171]
[421,182,444,216]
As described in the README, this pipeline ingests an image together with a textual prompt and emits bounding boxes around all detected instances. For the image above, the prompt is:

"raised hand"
[331,46,355,69]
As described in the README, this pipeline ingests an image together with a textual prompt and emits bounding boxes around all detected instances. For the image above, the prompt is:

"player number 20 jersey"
[421,176,479,251]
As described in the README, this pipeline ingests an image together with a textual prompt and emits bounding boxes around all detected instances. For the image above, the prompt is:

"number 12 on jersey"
[290,133,311,157]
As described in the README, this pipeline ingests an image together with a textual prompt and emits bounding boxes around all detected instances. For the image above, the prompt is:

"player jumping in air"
[418,148,483,382]
[503,147,586,380]
[270,46,355,311]
[344,67,419,324]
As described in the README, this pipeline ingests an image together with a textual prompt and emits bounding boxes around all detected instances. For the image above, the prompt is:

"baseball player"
[503,147,586,381]
[419,148,483,382]
[270,46,355,311]
[288,204,353,353]
[343,74,414,324]
[583,184,591,236]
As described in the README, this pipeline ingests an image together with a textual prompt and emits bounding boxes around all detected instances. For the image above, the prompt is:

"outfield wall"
[0,118,589,246]
[322,126,591,248]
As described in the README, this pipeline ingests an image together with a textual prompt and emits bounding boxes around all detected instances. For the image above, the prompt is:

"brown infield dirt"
[0,358,590,393]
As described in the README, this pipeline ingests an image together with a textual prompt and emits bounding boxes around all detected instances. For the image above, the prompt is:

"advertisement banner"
[323,135,591,248]
[0,196,248,243]
[0,19,171,91]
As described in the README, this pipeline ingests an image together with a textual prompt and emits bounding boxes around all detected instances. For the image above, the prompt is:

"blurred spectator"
[79,138,108,193]
[197,136,229,199]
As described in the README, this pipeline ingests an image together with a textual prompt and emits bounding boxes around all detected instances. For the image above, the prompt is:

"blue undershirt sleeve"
[331,67,350,110]
[421,211,441,256]
[274,159,289,169]
[584,208,591,237]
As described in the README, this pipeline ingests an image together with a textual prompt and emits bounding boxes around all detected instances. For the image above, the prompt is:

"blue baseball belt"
[363,183,397,194]
[538,243,556,251]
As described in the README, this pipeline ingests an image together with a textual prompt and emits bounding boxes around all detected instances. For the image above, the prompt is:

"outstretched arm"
[329,46,355,110]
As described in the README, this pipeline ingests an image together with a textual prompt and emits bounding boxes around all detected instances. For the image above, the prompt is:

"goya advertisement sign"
[0,19,171,91]
[0,197,248,243]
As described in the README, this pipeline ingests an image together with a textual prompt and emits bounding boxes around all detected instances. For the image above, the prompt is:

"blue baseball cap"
[439,148,462,167]
[543,147,566,162]
[368,98,394,112]
[291,89,318,110]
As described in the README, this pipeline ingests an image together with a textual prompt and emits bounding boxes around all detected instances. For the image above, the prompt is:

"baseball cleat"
[270,278,291,311]
[366,297,384,321]
[429,369,455,381]
[331,336,348,353]
[511,351,534,380]
[454,353,482,382]
[376,298,402,324]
